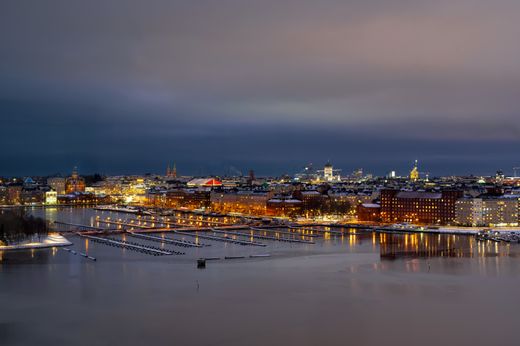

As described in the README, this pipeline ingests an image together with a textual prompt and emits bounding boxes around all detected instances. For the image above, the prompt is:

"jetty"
[174,230,266,247]
[78,234,183,255]
[212,229,315,244]
[126,232,205,247]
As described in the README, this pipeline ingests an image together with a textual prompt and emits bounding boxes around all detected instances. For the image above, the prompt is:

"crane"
[513,167,520,178]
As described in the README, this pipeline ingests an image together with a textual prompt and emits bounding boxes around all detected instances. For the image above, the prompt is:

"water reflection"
[0,247,52,264]
[378,232,510,260]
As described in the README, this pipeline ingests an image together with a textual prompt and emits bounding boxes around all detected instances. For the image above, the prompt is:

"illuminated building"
[266,197,302,217]
[319,162,341,182]
[47,177,66,195]
[293,190,328,217]
[65,167,86,194]
[166,162,177,179]
[409,160,419,181]
[329,191,377,211]
[6,184,22,205]
[357,203,381,222]
[210,190,271,215]
[187,178,222,187]
[380,189,463,225]
[20,186,44,205]
[0,185,7,205]
[352,168,364,180]
[147,188,211,210]
[45,191,57,205]
[455,195,519,226]
[58,192,110,205]
[495,170,505,184]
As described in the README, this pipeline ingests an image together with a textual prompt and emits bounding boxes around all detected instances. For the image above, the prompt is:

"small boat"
[197,258,206,268]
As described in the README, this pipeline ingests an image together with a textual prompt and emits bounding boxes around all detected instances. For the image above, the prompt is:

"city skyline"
[2,1,520,176]
[0,157,518,179]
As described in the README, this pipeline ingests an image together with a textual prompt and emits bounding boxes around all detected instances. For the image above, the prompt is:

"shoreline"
[0,234,72,251]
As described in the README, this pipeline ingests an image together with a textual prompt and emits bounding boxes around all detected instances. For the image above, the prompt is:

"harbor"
[3,207,520,346]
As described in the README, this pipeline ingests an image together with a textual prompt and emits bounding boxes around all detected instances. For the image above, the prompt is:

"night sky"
[1,1,519,177]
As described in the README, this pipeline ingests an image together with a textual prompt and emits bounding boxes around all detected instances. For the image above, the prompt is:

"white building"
[455,195,519,226]
[45,191,57,205]
[319,162,341,182]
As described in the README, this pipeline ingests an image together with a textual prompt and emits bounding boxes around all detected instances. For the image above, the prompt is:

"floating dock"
[213,229,315,244]
[126,232,205,248]
[174,230,266,247]
[249,227,319,238]
[288,226,346,236]
[95,219,159,229]
[78,234,183,255]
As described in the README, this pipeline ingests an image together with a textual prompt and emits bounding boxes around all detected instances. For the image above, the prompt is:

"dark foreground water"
[1,207,520,346]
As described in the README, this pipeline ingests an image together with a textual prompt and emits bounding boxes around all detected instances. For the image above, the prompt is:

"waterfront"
[1,208,520,346]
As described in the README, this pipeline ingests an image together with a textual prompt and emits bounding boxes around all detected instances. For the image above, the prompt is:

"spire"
[172,162,177,178]
[166,163,171,177]
[410,159,419,181]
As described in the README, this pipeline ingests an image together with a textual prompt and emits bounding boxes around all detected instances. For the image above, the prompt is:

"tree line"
[0,209,49,246]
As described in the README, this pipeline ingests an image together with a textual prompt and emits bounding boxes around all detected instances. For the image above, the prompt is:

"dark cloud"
[1,0,519,176]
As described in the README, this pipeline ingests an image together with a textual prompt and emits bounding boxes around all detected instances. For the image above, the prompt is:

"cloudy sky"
[1,0,519,177]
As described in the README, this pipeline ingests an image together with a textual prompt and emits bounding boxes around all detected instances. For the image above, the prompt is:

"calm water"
[1,207,520,346]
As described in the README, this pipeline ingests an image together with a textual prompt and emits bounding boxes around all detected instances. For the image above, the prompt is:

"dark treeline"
[83,173,104,185]
[0,209,49,246]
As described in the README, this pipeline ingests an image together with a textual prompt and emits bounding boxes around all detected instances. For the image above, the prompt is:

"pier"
[288,226,347,236]
[62,247,96,261]
[249,227,319,238]
[78,234,183,255]
[95,219,159,229]
[53,221,117,232]
[126,232,205,247]
[212,229,315,244]
[174,230,266,247]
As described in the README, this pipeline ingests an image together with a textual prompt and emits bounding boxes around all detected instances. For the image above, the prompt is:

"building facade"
[380,189,463,225]
[455,196,519,226]
[210,190,271,215]
[65,168,86,194]
[47,177,66,195]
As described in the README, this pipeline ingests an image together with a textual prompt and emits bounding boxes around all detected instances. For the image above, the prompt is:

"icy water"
[1,207,520,346]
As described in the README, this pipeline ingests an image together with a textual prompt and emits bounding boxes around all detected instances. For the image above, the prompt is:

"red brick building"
[357,203,381,222]
[380,190,463,225]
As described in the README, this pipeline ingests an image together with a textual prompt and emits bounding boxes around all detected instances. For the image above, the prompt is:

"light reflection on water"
[1,208,520,346]
[378,232,508,259]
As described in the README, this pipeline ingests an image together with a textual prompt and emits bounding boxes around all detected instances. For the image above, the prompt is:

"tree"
[0,209,49,246]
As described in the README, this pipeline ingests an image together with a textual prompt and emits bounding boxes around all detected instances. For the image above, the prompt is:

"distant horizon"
[1,160,518,179]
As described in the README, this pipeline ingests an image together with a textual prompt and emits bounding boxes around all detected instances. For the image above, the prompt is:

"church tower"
[410,160,419,182]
